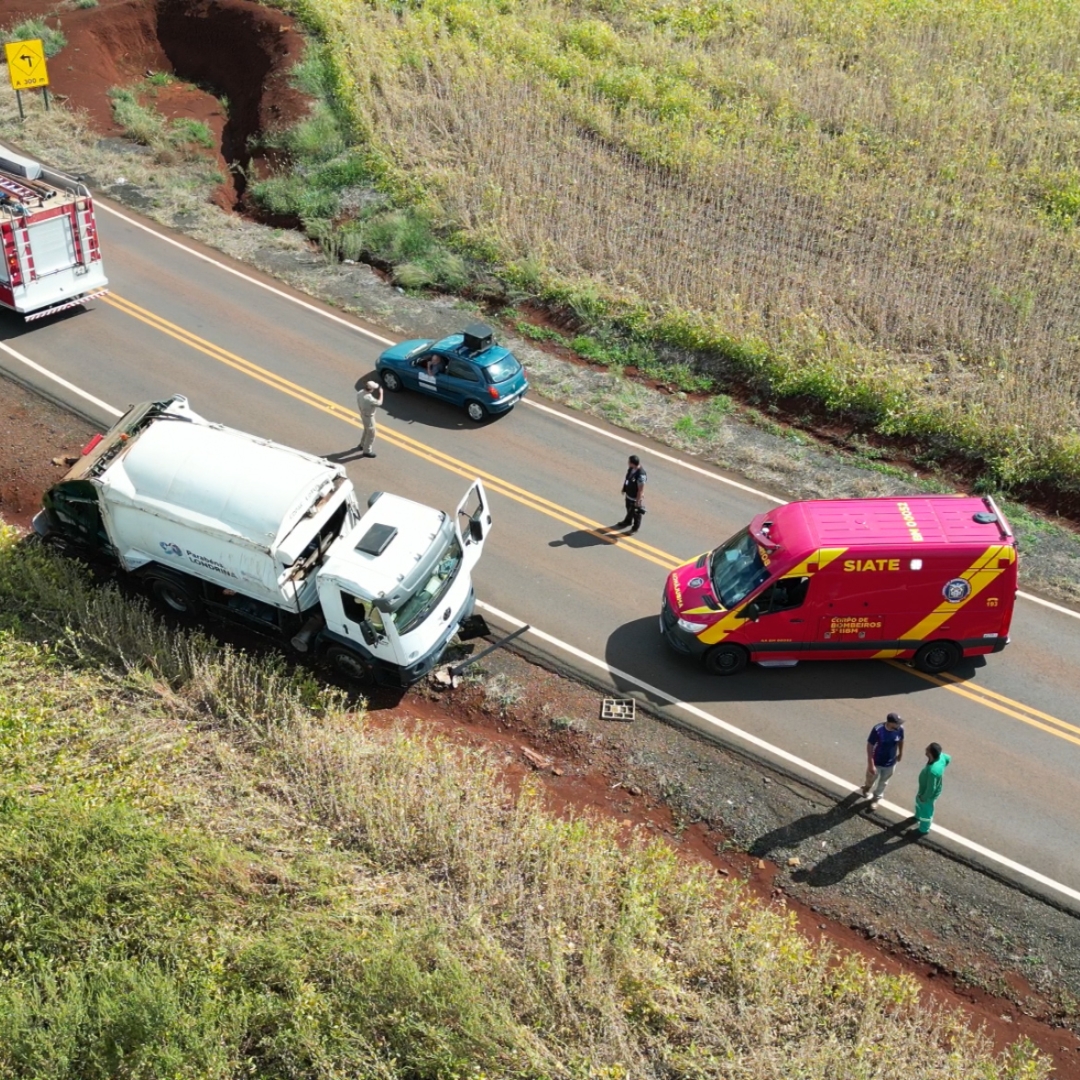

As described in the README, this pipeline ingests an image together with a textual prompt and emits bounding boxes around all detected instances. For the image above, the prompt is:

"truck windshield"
[389,535,463,636]
[709,528,769,609]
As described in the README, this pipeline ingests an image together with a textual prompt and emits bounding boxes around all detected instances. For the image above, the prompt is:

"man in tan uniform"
[356,380,383,458]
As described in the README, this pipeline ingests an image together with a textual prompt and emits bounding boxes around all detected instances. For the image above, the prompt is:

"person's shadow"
[749,792,867,858]
[325,447,368,463]
[549,526,625,549]
[790,815,921,888]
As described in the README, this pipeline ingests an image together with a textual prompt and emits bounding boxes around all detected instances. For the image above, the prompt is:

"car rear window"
[485,355,521,382]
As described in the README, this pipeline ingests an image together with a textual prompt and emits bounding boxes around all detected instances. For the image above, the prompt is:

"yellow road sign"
[5,39,49,91]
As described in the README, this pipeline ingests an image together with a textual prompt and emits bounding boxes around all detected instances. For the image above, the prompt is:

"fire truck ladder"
[0,174,42,289]
[71,199,91,274]
[0,174,40,204]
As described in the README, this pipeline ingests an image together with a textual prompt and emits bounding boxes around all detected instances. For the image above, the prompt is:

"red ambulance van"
[660,495,1017,675]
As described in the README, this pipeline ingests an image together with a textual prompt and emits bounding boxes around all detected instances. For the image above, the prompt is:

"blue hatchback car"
[376,323,529,422]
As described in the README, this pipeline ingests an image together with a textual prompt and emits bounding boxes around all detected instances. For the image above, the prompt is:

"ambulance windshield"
[709,528,769,608]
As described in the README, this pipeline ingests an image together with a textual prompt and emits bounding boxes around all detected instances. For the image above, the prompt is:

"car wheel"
[703,643,749,676]
[324,644,374,683]
[465,399,488,423]
[912,640,961,674]
[381,369,402,392]
[146,573,202,619]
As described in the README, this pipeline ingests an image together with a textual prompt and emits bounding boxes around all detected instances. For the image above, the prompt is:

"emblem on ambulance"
[688,576,704,589]
[160,542,182,557]
[942,578,971,603]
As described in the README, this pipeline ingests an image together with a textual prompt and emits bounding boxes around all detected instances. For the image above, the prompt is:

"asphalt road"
[4,200,1080,906]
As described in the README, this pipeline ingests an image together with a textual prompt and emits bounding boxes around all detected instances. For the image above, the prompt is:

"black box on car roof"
[462,323,494,353]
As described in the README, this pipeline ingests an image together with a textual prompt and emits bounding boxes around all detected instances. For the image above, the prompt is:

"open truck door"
[456,480,491,571]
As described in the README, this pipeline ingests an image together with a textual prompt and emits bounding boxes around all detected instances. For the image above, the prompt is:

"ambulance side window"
[760,576,810,613]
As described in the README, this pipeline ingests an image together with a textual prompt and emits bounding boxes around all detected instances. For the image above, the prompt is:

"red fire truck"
[660,495,1018,675]
[0,147,107,320]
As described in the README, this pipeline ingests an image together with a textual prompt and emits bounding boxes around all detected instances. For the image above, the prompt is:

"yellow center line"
[104,293,681,571]
[104,293,1080,746]
[888,662,1080,747]
[935,669,1080,738]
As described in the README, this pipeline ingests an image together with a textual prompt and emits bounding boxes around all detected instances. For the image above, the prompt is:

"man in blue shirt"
[860,712,904,803]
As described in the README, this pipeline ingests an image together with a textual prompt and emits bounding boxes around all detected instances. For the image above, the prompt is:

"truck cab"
[316,483,490,686]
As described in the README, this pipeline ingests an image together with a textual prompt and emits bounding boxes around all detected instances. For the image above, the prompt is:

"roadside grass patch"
[3,18,65,57]
[107,84,219,160]
[481,671,525,713]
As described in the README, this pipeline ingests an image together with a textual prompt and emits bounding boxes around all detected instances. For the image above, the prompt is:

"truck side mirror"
[469,514,485,543]
[359,621,378,646]
[740,602,761,621]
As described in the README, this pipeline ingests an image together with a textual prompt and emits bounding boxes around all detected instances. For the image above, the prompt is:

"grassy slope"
[0,528,1052,1078]
[277,0,1080,497]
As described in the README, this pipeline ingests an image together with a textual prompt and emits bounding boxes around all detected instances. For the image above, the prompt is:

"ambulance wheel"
[324,645,374,684]
[146,573,202,619]
[380,369,402,392]
[703,644,748,676]
[465,399,489,423]
[913,640,961,674]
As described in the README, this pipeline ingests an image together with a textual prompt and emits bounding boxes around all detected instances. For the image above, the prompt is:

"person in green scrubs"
[915,743,950,835]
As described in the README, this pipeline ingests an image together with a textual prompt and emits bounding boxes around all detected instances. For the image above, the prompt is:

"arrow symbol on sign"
[20,53,33,65]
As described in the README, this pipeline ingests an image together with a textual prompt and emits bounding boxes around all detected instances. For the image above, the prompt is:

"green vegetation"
[268,0,1080,501]
[0,525,1051,1078]
[2,18,66,58]
[107,83,216,159]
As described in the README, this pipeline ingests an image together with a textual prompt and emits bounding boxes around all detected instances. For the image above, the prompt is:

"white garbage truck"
[32,395,491,687]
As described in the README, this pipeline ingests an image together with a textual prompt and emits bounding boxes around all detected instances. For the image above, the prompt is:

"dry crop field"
[305,0,1080,494]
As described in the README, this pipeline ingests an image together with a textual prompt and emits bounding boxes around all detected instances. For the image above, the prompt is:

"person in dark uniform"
[618,454,647,532]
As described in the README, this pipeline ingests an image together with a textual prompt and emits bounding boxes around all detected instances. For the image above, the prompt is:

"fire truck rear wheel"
[146,573,202,619]
[913,640,961,674]
[703,644,749,676]
[324,645,374,684]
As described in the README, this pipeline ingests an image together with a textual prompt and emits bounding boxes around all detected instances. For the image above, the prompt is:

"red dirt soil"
[1,0,309,208]
[1,2,1079,1071]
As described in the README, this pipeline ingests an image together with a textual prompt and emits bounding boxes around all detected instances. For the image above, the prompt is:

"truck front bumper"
[377,587,477,689]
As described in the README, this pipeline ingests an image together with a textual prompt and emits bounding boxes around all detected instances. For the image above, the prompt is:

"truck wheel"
[703,644,748,676]
[146,574,202,619]
[324,645,374,684]
[465,400,488,423]
[913,640,961,674]
[380,369,402,392]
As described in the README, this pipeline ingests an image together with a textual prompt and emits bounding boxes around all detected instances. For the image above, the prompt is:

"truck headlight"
[677,618,708,634]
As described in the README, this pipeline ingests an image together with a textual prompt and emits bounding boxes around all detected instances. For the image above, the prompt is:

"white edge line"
[0,341,122,417]
[96,200,1080,626]
[523,397,785,503]
[477,599,1080,907]
[96,202,397,347]
[1016,590,1080,618]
